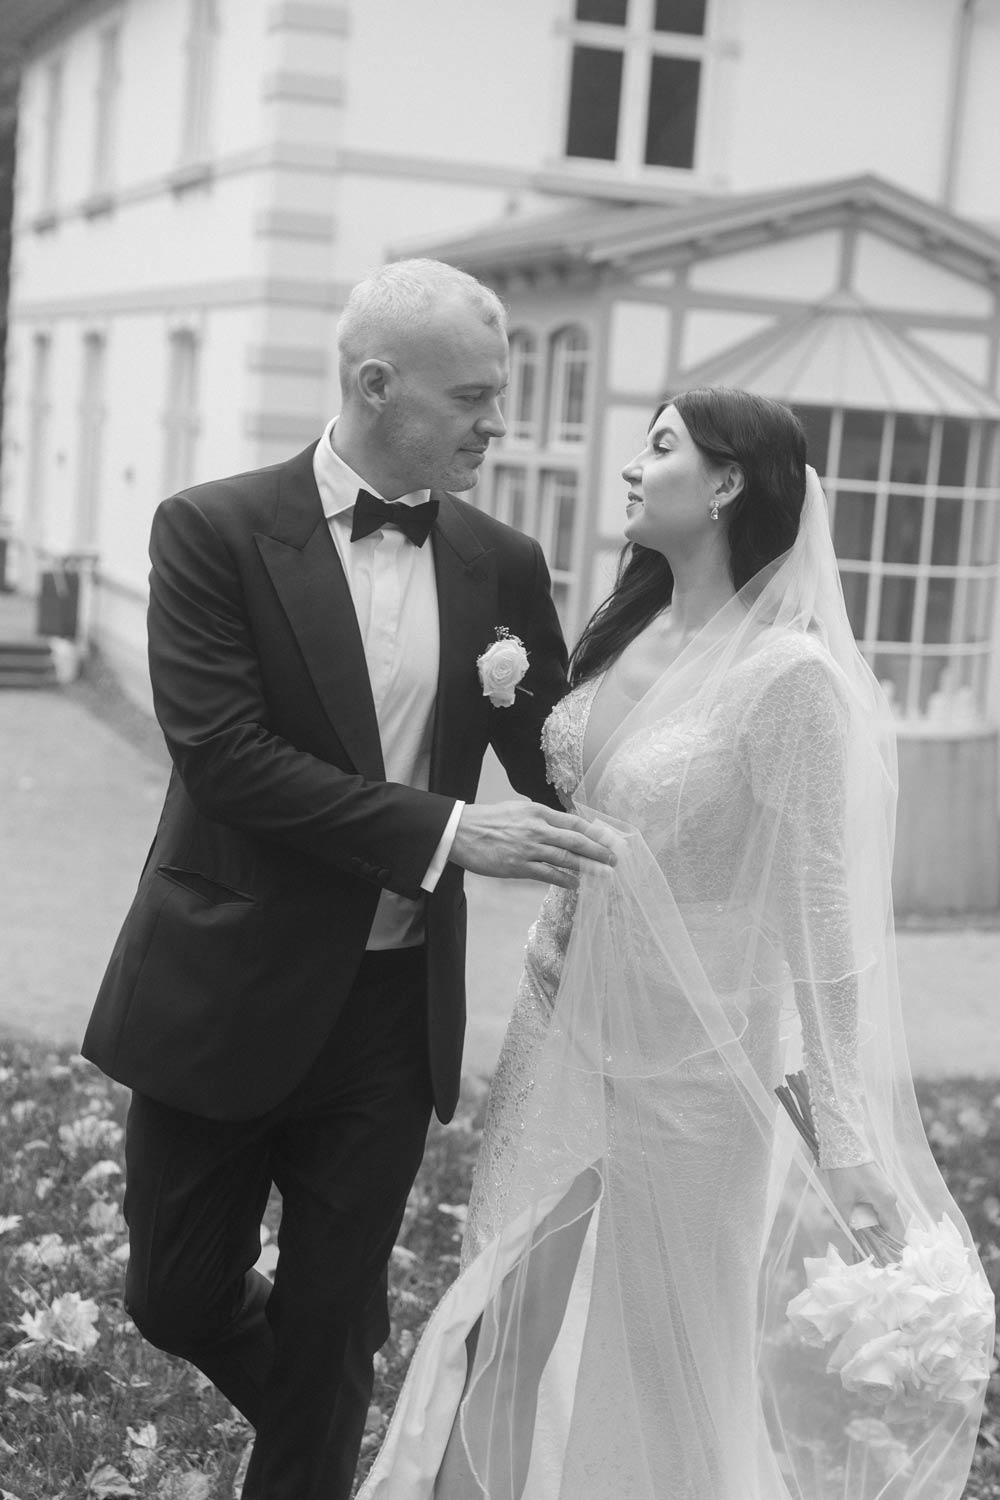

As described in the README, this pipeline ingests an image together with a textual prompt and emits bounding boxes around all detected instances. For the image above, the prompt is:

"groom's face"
[380,302,509,495]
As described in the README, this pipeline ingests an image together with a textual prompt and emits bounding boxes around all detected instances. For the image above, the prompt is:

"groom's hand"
[449,802,617,889]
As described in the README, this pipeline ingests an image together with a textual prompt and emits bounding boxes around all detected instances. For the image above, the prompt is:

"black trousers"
[122,948,434,1500]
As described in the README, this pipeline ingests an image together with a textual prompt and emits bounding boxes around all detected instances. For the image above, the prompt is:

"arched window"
[549,326,590,446]
[506,329,539,442]
[798,404,1000,722]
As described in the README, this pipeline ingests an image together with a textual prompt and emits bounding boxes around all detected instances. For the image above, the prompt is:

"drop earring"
[710,498,720,522]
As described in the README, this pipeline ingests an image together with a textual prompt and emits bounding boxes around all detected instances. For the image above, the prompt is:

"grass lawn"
[0,1039,997,1499]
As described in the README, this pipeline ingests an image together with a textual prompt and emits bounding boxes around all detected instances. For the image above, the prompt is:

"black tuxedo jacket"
[82,443,568,1123]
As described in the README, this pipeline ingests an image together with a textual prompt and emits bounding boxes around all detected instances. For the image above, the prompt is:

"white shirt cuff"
[421,801,465,893]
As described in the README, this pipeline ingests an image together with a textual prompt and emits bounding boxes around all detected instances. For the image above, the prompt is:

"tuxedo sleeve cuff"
[421,801,464,893]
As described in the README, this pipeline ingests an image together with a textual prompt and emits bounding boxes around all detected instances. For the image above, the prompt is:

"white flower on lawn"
[126,1422,159,1481]
[477,630,529,708]
[80,1159,122,1188]
[85,1199,124,1234]
[59,1114,123,1158]
[17,1291,100,1357]
[15,1232,75,1274]
[0,1214,22,1236]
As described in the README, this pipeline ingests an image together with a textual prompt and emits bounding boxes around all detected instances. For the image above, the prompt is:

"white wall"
[342,1,561,171]
[724,0,976,205]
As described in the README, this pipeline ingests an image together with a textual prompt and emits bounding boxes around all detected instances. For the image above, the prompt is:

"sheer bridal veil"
[392,470,993,1500]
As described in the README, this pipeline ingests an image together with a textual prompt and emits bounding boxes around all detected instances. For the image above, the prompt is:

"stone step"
[0,669,59,689]
[0,638,59,688]
[0,637,51,656]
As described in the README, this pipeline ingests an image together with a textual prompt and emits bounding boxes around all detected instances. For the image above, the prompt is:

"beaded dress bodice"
[464,646,869,1262]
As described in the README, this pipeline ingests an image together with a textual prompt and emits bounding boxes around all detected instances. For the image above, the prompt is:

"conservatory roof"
[675,292,1000,419]
[414,174,1000,288]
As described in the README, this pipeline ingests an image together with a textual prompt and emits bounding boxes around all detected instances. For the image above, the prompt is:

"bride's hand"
[824,1160,905,1241]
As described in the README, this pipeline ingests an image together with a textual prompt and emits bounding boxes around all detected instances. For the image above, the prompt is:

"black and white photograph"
[0,2,998,1497]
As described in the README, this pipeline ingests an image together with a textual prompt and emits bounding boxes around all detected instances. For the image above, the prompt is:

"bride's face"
[621,405,719,555]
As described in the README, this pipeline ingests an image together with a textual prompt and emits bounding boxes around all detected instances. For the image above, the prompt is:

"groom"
[82,258,612,1499]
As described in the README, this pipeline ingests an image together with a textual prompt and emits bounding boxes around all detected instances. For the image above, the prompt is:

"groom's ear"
[356,358,395,411]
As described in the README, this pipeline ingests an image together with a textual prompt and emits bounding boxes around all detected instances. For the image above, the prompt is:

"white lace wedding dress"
[359,476,991,1499]
[361,645,881,1500]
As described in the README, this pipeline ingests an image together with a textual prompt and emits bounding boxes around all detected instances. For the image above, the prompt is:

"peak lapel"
[255,446,385,780]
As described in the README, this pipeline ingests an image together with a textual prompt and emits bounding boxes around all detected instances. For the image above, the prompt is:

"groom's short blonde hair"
[336,258,506,392]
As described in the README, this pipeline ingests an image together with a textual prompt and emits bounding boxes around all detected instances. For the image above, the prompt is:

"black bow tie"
[350,488,439,547]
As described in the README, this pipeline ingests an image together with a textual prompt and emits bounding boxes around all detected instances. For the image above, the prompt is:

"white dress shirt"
[312,418,463,949]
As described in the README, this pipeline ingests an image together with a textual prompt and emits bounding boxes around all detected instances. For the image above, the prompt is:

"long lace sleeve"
[742,647,872,1169]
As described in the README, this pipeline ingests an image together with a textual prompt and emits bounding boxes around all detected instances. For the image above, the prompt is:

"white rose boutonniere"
[477,628,530,708]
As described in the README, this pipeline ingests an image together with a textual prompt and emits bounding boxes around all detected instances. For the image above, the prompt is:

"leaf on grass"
[1,1489,27,1500]
[126,1422,158,1450]
[86,1464,137,1498]
[5,1384,45,1404]
[156,1474,212,1500]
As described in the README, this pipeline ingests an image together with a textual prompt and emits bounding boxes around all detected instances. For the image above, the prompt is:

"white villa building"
[2,0,999,913]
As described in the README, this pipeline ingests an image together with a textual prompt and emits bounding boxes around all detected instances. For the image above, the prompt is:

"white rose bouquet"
[477,628,530,708]
[777,1071,995,1417]
[787,1217,994,1417]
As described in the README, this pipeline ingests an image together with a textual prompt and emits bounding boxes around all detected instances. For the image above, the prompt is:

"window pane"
[508,331,538,440]
[884,493,922,565]
[878,576,916,641]
[566,46,623,160]
[930,497,962,565]
[832,491,874,559]
[960,577,994,643]
[564,362,587,430]
[938,418,970,486]
[920,657,954,718]
[970,499,1000,565]
[890,413,931,484]
[839,409,883,481]
[839,570,868,637]
[495,467,528,531]
[976,425,999,487]
[924,578,955,645]
[645,55,700,168]
[871,652,910,716]
[553,481,577,571]
[576,0,628,22]
[552,327,590,443]
[796,405,832,474]
[654,0,706,34]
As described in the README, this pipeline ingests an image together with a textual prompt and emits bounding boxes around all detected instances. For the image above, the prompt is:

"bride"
[359,387,993,1499]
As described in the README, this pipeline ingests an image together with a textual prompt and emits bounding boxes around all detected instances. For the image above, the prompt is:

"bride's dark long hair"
[568,387,808,685]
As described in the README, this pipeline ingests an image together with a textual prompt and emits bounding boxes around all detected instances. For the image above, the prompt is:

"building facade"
[2,0,999,910]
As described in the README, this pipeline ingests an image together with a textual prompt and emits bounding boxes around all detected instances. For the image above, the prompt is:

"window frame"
[38,56,65,214]
[179,0,219,167]
[561,0,712,178]
[162,328,202,496]
[548,325,591,448]
[799,403,1000,722]
[506,329,541,444]
[75,332,108,552]
[90,21,122,198]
